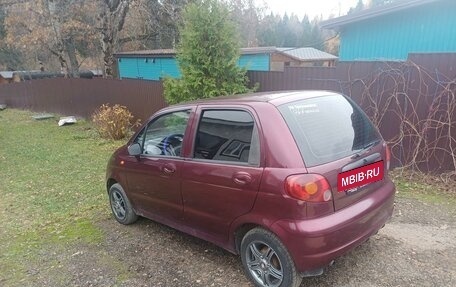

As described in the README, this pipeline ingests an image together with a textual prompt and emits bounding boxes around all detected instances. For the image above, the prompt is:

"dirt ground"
[11,190,456,287]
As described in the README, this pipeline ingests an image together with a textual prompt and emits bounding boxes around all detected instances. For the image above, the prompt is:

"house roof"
[114,47,278,57]
[115,47,337,61]
[321,0,441,30]
[240,46,278,54]
[114,49,176,57]
[277,47,338,61]
[0,70,42,79]
[0,71,15,79]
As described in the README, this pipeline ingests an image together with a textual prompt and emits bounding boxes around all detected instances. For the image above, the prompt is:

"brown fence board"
[1,53,455,172]
[247,54,456,172]
[0,78,166,122]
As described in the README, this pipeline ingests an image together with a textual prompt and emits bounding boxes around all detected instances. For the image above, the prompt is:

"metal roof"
[114,46,337,61]
[0,71,14,79]
[240,46,277,54]
[114,47,279,57]
[321,0,442,30]
[277,47,338,61]
[0,70,42,79]
[114,49,176,57]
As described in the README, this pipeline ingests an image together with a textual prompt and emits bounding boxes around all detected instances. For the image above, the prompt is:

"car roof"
[174,90,343,107]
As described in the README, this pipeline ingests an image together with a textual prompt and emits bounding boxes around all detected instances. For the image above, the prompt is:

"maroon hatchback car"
[106,91,395,287]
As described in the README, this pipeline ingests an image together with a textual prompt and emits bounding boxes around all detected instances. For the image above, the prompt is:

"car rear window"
[278,95,381,167]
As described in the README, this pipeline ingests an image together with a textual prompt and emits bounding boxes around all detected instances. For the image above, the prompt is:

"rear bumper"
[271,179,395,273]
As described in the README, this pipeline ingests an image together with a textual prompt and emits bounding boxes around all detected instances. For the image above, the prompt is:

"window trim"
[190,107,261,167]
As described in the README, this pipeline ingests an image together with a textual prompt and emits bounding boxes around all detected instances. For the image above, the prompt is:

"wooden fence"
[1,53,455,172]
[247,53,456,172]
[0,78,166,122]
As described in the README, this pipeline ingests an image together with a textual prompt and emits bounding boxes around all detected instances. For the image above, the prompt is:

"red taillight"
[285,174,332,202]
[385,144,391,170]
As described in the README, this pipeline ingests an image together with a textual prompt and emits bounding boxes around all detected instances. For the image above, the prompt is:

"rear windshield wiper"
[351,140,381,159]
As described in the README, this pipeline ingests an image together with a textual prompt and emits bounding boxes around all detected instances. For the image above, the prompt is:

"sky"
[259,0,364,20]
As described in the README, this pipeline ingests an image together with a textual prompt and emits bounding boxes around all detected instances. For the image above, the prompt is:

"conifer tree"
[164,0,252,104]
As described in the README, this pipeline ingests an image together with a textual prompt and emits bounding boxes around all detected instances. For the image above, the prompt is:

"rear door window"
[193,109,260,165]
[278,95,380,167]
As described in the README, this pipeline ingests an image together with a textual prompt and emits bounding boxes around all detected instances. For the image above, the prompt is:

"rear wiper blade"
[351,140,381,159]
[363,140,381,150]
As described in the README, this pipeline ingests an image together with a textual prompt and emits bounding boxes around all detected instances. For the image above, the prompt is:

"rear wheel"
[240,228,302,287]
[109,183,138,225]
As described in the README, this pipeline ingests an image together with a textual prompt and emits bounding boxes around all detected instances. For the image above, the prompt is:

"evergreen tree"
[257,13,281,46]
[310,17,325,51]
[0,6,22,70]
[282,14,301,47]
[164,0,253,104]
[299,15,312,46]
[256,13,328,52]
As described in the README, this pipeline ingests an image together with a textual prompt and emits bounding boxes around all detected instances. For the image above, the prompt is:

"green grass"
[0,109,454,285]
[0,109,122,284]
[391,171,456,206]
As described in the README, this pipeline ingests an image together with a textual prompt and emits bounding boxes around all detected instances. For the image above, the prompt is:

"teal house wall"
[117,54,270,80]
[117,57,180,80]
[238,54,270,71]
[328,0,456,61]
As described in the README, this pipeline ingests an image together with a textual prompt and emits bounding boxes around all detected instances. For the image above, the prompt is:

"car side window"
[140,110,190,157]
[194,109,260,165]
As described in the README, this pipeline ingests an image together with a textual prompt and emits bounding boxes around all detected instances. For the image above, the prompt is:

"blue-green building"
[114,48,272,81]
[114,47,337,80]
[322,0,456,61]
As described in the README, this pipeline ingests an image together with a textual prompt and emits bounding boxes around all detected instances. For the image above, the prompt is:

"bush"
[92,104,140,140]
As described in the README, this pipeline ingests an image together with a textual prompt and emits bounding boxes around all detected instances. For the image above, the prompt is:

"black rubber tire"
[240,227,302,287]
[108,183,138,225]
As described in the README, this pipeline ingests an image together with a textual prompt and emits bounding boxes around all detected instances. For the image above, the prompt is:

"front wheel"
[109,183,138,225]
[240,228,302,287]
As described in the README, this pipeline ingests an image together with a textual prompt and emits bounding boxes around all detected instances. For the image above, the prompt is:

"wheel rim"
[111,189,126,220]
[245,240,284,287]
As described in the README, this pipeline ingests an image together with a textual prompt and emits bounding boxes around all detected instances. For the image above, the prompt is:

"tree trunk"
[99,0,130,78]
[58,53,68,77]
[65,38,79,78]
[47,0,68,77]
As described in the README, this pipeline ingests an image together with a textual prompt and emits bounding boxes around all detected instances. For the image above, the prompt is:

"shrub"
[92,104,140,140]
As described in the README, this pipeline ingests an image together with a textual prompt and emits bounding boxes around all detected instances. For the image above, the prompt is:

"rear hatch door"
[277,93,388,211]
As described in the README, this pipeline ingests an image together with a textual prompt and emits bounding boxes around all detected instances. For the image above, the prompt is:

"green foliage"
[164,0,253,105]
[92,104,140,140]
[257,13,327,51]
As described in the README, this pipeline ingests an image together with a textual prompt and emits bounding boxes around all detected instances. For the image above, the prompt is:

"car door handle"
[233,172,252,186]
[162,163,176,174]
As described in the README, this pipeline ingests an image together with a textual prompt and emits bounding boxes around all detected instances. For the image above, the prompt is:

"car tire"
[240,228,302,287]
[109,183,138,225]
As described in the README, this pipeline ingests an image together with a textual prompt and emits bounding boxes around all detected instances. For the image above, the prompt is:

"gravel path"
[15,193,456,287]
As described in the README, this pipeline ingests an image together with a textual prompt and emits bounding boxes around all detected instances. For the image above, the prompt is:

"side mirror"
[127,143,141,156]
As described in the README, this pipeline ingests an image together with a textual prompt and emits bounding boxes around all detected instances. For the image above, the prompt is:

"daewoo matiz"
[106,91,395,287]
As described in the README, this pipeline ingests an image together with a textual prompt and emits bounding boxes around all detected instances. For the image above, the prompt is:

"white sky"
[259,0,365,20]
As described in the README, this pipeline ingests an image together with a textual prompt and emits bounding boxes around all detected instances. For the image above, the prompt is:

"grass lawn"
[0,108,454,286]
[0,109,122,285]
